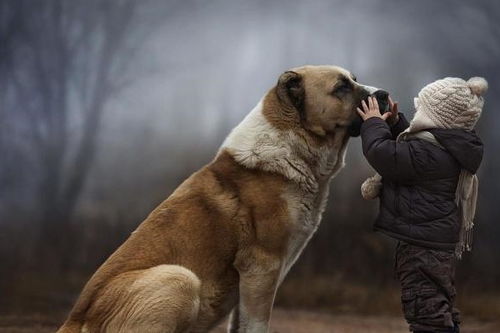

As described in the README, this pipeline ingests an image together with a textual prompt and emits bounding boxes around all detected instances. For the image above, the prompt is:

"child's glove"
[361,173,382,200]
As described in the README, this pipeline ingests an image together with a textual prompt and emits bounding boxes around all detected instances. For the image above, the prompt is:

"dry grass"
[276,276,402,314]
[2,274,499,332]
[276,276,500,319]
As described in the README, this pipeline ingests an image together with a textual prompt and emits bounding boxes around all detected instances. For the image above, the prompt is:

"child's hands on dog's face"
[357,96,391,122]
[386,96,400,126]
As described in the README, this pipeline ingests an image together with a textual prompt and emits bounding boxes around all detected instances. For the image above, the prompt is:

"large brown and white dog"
[57,65,385,333]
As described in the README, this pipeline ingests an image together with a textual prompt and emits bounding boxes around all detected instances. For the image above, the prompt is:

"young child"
[357,77,487,333]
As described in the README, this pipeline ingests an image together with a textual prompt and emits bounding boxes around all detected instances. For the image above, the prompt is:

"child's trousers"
[395,241,460,333]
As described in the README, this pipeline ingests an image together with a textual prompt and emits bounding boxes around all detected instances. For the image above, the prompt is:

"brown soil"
[1,308,499,333]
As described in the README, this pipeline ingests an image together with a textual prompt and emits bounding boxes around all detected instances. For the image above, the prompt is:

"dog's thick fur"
[57,65,370,333]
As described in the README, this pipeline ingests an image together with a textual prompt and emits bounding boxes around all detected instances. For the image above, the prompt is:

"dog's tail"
[55,260,121,333]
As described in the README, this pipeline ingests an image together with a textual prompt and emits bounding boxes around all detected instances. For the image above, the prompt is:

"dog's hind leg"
[84,264,201,333]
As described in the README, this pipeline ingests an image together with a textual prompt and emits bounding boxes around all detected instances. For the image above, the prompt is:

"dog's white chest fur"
[279,152,345,282]
[221,101,348,283]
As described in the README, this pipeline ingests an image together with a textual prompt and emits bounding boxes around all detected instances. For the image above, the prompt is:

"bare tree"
[0,0,170,270]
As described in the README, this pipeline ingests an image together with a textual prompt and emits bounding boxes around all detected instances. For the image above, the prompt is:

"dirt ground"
[1,308,499,333]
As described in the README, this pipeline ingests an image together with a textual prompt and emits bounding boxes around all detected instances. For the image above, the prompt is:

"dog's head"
[275,65,389,137]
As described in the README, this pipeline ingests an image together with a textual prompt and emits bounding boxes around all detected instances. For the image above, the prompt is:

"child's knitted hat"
[413,77,488,130]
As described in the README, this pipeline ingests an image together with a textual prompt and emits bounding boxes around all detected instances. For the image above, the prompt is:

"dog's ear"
[277,71,305,114]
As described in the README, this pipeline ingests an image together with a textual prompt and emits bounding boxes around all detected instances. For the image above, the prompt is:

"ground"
[1,309,499,333]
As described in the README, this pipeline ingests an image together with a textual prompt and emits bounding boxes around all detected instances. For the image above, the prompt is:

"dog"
[57,65,388,333]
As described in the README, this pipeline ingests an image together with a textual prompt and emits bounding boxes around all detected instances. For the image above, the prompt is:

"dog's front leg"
[227,305,240,333]
[232,247,281,333]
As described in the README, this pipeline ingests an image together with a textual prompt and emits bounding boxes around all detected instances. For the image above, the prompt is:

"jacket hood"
[429,128,483,173]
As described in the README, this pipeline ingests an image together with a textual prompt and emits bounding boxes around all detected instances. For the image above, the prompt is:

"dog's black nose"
[373,90,390,114]
[373,90,389,100]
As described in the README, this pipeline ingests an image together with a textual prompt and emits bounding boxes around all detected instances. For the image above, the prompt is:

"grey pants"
[395,241,460,332]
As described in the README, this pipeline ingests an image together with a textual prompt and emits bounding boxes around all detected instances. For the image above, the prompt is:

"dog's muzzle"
[348,85,390,137]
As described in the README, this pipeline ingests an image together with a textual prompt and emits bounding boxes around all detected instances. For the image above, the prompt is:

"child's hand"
[386,96,400,126]
[357,96,390,122]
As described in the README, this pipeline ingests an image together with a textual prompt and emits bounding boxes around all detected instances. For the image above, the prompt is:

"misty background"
[1,0,499,324]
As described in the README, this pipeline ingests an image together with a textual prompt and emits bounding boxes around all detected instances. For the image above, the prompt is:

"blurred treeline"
[1,0,499,318]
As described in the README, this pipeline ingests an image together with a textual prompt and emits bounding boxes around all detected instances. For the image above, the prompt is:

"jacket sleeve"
[390,112,409,139]
[360,117,419,182]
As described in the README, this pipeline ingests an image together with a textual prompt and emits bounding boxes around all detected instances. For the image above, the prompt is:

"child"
[357,77,487,333]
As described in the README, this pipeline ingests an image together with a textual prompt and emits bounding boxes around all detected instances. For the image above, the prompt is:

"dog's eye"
[332,81,352,96]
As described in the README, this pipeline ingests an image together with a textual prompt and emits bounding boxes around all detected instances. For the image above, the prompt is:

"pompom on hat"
[468,76,489,96]
[412,76,488,131]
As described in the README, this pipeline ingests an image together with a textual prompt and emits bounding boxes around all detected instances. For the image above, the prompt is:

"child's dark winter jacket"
[360,114,483,250]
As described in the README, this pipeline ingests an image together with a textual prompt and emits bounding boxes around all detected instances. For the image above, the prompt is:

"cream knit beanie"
[412,77,488,130]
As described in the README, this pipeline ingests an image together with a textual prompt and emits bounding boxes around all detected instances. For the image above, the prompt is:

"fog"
[1,0,499,321]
